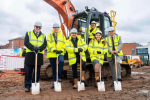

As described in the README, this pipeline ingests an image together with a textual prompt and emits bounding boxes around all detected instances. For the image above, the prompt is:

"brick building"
[1,44,9,49]
[8,37,24,49]
[122,43,142,55]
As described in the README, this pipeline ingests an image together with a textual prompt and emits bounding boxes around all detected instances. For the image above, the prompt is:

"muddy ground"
[0,66,150,100]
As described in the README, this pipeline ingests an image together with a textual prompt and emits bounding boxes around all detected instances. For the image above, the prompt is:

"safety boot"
[81,71,86,82]
[95,73,100,87]
[73,79,78,89]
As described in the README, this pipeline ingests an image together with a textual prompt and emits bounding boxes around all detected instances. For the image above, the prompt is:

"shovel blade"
[114,81,122,91]
[54,82,62,92]
[97,81,105,91]
[31,83,40,95]
[77,81,85,92]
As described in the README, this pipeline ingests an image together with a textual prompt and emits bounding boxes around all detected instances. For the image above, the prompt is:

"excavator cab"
[70,7,112,44]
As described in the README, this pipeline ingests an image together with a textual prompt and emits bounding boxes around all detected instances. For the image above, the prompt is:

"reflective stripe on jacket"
[47,30,66,58]
[85,27,100,42]
[88,38,108,65]
[66,36,87,65]
[26,31,45,54]
[105,35,123,57]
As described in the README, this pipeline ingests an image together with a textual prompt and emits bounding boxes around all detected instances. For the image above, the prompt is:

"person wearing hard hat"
[88,30,108,87]
[21,46,26,76]
[85,21,100,44]
[66,28,87,89]
[19,46,24,57]
[47,23,66,89]
[105,27,123,87]
[24,21,47,92]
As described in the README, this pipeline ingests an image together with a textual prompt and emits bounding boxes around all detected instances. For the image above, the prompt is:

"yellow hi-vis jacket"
[19,50,23,57]
[105,35,123,57]
[26,31,45,54]
[47,30,66,58]
[66,36,88,65]
[85,27,100,42]
[88,38,108,65]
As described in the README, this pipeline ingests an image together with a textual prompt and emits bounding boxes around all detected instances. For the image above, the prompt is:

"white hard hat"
[108,27,115,32]
[53,23,60,28]
[95,30,102,34]
[91,21,97,24]
[70,28,78,34]
[34,21,42,27]
[23,46,26,50]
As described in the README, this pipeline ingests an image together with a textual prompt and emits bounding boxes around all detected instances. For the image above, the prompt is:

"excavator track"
[40,63,52,80]
[67,61,131,84]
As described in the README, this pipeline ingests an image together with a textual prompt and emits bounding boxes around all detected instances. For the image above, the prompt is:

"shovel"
[32,51,40,95]
[114,54,122,91]
[97,55,105,91]
[54,55,62,92]
[78,55,85,92]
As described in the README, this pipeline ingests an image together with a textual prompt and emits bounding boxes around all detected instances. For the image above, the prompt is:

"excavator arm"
[44,0,76,37]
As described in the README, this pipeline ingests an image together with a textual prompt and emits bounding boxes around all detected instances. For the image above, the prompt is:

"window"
[132,48,135,55]
[137,48,148,54]
[104,17,111,37]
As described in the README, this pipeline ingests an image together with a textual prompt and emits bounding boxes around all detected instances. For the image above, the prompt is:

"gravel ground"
[0,66,150,100]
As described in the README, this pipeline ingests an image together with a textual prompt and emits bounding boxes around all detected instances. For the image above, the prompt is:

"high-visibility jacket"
[26,31,45,54]
[66,36,87,65]
[47,30,66,58]
[19,50,23,57]
[85,27,100,42]
[105,35,123,57]
[88,38,108,65]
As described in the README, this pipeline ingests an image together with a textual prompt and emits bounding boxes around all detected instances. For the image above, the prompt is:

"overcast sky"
[0,0,150,45]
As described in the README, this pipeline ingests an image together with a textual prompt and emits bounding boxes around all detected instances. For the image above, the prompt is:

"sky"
[0,0,150,45]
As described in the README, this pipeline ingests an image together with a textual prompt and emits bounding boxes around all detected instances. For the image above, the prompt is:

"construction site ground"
[0,66,150,100]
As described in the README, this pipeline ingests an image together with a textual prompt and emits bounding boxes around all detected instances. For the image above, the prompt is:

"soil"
[0,66,150,100]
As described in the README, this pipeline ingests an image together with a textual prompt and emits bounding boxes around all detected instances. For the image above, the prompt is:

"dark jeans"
[25,65,41,88]
[92,60,103,70]
[49,55,64,81]
[72,60,86,79]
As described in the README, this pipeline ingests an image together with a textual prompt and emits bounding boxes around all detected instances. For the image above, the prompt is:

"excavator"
[40,0,131,84]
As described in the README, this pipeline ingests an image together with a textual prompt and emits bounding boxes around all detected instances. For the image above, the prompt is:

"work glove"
[53,50,63,54]
[33,46,40,53]
[92,33,95,36]
[57,50,63,54]
[78,48,83,53]
[97,51,101,54]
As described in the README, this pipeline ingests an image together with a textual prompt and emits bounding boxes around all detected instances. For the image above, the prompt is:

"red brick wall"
[9,39,24,49]
[122,43,137,55]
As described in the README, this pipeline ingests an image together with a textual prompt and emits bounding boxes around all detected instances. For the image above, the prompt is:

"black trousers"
[72,60,86,79]
[25,65,41,88]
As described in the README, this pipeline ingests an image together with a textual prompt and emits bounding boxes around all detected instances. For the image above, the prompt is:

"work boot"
[25,88,30,92]
[110,83,114,87]
[81,71,86,82]
[50,84,54,89]
[118,78,122,81]
[95,73,100,87]
[73,79,78,89]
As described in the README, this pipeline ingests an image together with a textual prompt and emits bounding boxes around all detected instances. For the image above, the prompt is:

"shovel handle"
[80,55,82,82]
[99,55,101,81]
[35,54,38,73]
[56,55,58,82]
[114,55,117,73]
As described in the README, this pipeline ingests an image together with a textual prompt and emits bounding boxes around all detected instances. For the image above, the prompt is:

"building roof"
[136,45,148,49]
[8,36,25,41]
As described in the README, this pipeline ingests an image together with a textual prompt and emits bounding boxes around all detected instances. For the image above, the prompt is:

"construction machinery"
[122,55,143,68]
[40,0,131,83]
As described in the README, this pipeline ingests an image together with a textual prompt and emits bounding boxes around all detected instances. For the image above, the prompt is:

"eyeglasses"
[35,26,41,29]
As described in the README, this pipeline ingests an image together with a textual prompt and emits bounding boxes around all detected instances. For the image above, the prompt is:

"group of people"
[24,21,123,92]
